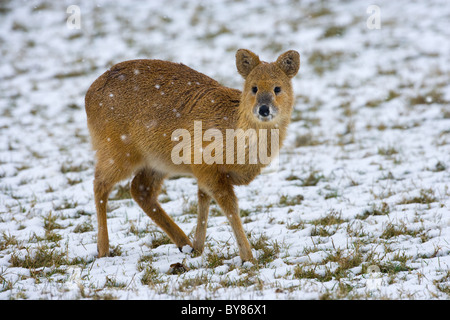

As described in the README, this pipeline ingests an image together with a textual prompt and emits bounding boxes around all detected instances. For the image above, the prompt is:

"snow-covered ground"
[0,0,449,300]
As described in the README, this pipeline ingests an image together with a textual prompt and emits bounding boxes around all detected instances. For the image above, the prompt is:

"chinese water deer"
[85,49,300,262]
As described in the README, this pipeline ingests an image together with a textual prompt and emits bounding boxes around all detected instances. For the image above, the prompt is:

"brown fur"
[85,49,300,261]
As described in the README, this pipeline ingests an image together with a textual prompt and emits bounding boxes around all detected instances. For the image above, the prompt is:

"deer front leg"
[193,188,211,254]
[200,179,253,262]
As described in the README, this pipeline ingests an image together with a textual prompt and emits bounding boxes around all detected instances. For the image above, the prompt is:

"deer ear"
[236,49,261,78]
[276,50,300,78]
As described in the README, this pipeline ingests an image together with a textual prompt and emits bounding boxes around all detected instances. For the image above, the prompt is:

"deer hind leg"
[94,177,114,258]
[130,168,192,251]
[193,188,211,254]
[94,162,131,258]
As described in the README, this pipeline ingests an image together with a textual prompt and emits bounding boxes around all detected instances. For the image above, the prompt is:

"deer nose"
[258,105,270,117]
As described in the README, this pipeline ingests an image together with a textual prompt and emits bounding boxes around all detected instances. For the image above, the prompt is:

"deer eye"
[274,86,281,94]
[252,86,258,94]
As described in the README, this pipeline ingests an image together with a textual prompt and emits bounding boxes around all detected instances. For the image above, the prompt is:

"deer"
[85,49,300,262]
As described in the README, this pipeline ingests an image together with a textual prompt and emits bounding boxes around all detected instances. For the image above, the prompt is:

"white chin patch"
[257,114,274,122]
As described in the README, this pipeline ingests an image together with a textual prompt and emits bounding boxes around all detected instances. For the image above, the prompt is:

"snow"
[0,0,449,300]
